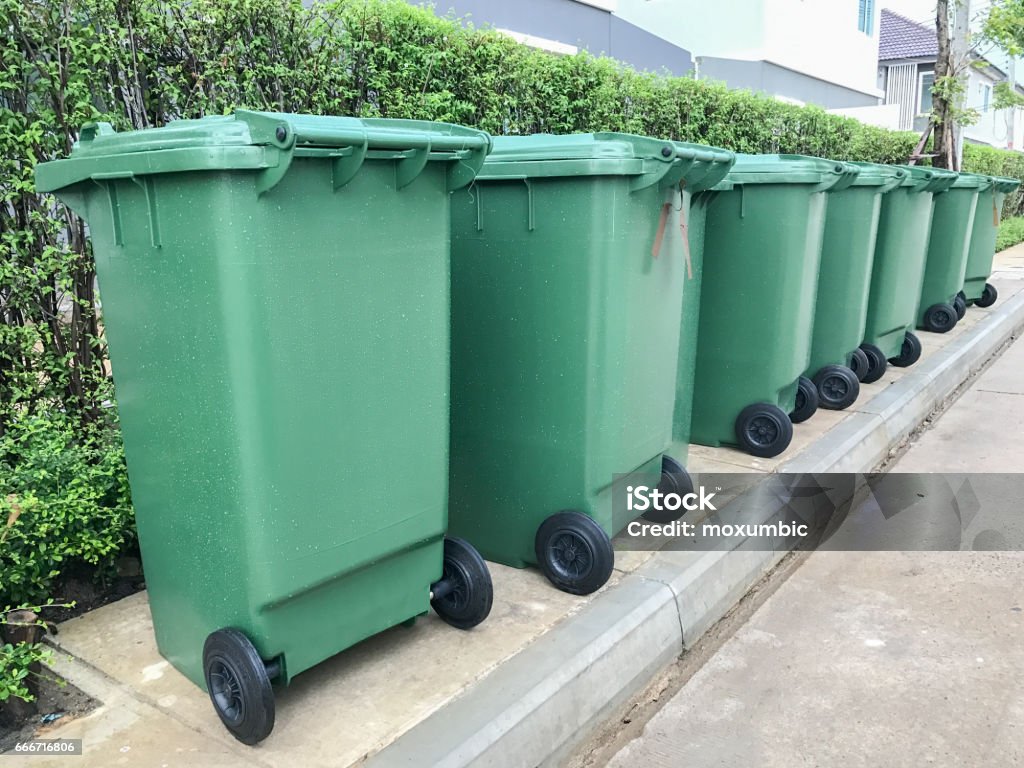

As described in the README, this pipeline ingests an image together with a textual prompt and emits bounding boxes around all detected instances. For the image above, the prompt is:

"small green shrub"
[996,216,1024,251]
[0,641,52,703]
[0,408,133,607]
[0,603,70,703]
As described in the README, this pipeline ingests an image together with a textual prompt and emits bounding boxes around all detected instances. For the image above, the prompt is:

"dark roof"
[879,9,938,61]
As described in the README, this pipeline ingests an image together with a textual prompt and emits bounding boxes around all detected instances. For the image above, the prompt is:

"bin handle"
[236,110,492,194]
[878,170,907,194]
[649,143,736,191]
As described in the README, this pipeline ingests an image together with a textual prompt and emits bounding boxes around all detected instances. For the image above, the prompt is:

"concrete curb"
[365,291,1024,768]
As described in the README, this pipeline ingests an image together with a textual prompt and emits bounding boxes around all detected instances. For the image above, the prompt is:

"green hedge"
[996,216,1024,251]
[962,144,1024,218]
[305,0,924,161]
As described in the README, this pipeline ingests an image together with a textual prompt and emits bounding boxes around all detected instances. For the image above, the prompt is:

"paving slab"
[605,550,1024,768]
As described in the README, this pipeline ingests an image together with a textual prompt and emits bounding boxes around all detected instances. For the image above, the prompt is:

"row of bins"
[34,113,1019,744]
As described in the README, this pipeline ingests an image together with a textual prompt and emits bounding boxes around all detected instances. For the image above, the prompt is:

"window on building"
[919,71,935,114]
[858,0,875,35]
[981,83,992,113]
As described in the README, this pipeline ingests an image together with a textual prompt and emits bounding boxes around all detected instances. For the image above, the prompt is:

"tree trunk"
[934,0,954,169]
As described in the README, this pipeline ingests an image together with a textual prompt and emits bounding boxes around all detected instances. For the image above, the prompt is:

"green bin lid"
[35,110,492,193]
[477,133,734,191]
[994,176,1021,193]
[889,164,958,193]
[846,161,908,188]
[946,171,995,190]
[726,154,856,189]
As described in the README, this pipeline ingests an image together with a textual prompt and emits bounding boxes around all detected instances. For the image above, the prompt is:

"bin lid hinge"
[255,145,294,197]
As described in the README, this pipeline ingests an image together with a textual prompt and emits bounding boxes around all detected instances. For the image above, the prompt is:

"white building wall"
[615,0,882,99]
[828,102,903,129]
[760,0,883,98]
[962,68,1024,149]
[613,0,767,61]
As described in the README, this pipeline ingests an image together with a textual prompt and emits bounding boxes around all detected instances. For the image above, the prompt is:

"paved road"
[601,332,1024,768]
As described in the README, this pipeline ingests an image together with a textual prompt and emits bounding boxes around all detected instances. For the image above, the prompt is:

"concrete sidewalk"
[17,248,1024,767]
[595,324,1024,768]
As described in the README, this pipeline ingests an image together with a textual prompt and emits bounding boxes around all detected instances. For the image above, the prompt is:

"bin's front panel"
[81,157,449,685]
[963,188,1008,300]
[807,186,883,376]
[448,176,686,566]
[690,184,827,448]
[917,187,979,324]
[863,188,936,358]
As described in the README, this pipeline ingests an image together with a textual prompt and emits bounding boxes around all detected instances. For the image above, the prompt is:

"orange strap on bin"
[652,200,694,280]
[652,202,671,260]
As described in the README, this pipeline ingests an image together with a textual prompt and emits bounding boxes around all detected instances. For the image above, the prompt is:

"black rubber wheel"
[859,343,888,384]
[431,537,493,629]
[976,282,998,308]
[889,331,922,368]
[203,629,275,745]
[813,365,860,410]
[535,511,614,595]
[953,294,967,320]
[957,290,967,304]
[642,455,693,523]
[789,376,819,424]
[735,403,794,458]
[921,302,957,333]
[848,347,871,382]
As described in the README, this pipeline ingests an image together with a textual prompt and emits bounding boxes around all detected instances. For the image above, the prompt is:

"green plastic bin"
[447,133,734,595]
[962,176,1021,307]
[802,162,907,407]
[34,111,495,745]
[916,172,989,333]
[690,154,857,458]
[861,165,957,372]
